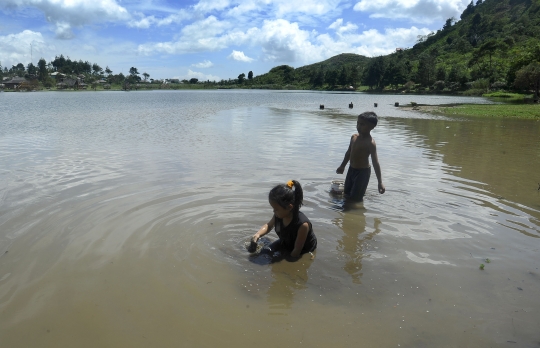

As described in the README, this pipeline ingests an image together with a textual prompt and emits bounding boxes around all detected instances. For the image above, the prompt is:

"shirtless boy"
[336,112,385,202]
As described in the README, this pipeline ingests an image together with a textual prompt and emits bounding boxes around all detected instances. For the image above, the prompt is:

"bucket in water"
[331,179,345,194]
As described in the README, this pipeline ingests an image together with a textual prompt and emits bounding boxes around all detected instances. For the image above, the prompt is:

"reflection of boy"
[336,112,385,202]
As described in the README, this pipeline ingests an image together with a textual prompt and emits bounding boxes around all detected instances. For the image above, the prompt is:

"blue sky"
[0,0,471,80]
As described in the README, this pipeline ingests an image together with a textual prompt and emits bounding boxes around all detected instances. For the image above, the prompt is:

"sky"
[0,0,471,81]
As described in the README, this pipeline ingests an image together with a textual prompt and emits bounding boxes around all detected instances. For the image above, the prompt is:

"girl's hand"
[251,234,259,243]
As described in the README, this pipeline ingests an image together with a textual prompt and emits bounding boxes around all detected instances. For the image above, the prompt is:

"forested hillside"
[251,0,540,96]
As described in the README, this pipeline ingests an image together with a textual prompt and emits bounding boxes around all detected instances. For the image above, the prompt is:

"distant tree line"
[1,54,154,89]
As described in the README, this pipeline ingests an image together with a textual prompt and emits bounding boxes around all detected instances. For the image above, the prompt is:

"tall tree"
[128,67,140,83]
[349,65,359,87]
[443,17,454,31]
[129,67,139,77]
[248,71,253,80]
[325,69,338,87]
[514,62,540,100]
[238,73,245,83]
[362,57,385,89]
[338,66,348,86]
[26,62,37,76]
[416,54,436,87]
[312,66,324,87]
[38,58,48,82]
[92,63,103,76]
[383,60,407,89]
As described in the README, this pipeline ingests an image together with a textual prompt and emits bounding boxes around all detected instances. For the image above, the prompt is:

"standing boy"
[336,112,385,203]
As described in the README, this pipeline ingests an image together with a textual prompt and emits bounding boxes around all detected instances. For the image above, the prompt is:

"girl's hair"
[269,180,304,216]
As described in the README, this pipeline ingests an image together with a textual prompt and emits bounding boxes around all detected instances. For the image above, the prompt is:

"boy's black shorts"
[344,166,371,201]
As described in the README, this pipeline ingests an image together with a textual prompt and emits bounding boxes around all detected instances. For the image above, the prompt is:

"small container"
[331,179,345,194]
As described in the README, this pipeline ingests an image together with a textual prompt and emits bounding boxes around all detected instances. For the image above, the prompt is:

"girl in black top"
[251,180,317,258]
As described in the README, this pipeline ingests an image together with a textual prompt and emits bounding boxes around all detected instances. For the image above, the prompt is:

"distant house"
[56,79,79,89]
[58,78,86,90]
[3,77,27,90]
[50,72,66,80]
[396,48,404,52]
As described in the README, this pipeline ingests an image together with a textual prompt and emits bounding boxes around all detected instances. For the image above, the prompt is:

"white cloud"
[255,19,319,63]
[316,26,431,57]
[0,0,129,38]
[137,17,251,55]
[328,18,358,34]
[54,21,74,40]
[127,10,190,29]
[353,0,469,23]
[181,16,231,40]
[194,0,231,13]
[0,30,48,67]
[137,13,429,67]
[228,50,254,62]
[271,0,343,17]
[191,60,214,68]
[180,69,221,81]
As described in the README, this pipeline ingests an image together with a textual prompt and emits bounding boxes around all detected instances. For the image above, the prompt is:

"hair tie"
[286,180,294,189]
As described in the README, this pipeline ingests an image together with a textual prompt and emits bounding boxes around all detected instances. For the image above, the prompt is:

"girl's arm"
[252,216,275,242]
[290,222,310,258]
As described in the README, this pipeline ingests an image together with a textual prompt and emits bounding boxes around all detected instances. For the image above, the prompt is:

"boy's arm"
[336,135,353,174]
[370,139,385,194]
[252,216,275,242]
[290,222,309,258]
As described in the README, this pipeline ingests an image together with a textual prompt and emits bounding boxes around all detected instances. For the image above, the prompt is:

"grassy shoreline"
[402,103,540,119]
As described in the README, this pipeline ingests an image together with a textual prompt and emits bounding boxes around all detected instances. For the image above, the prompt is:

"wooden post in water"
[320,104,324,110]
[395,102,399,107]
[374,103,378,107]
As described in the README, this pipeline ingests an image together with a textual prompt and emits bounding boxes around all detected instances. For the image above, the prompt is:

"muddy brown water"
[0,90,539,347]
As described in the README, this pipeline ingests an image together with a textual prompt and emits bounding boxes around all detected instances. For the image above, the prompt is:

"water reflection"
[266,253,313,312]
[334,211,381,284]
[246,236,314,310]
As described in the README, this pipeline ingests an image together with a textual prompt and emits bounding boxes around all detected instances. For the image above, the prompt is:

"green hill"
[251,0,540,96]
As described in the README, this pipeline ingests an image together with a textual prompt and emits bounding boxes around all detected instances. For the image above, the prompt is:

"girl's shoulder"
[296,211,311,224]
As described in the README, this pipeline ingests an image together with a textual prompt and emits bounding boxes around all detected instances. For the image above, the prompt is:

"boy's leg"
[347,167,371,202]
[343,167,355,197]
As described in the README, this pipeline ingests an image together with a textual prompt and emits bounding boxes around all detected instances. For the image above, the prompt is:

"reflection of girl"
[251,180,317,258]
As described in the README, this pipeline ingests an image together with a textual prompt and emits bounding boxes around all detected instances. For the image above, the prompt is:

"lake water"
[1,90,539,347]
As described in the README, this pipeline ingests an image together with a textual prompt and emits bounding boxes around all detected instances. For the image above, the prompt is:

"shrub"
[491,81,507,89]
